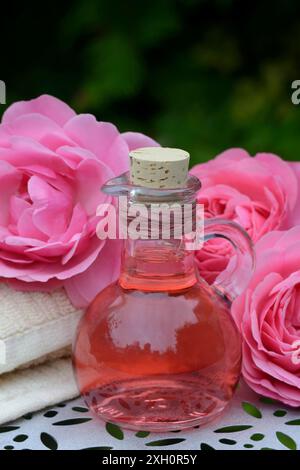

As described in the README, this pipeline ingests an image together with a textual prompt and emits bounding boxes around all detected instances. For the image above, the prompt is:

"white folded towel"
[0,283,83,423]
[0,357,78,425]
[0,283,82,374]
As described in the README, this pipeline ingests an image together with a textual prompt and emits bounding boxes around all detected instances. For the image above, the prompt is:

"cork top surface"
[129,147,190,189]
[129,147,189,162]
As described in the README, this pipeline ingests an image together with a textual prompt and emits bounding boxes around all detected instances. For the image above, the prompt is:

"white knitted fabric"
[0,283,83,423]
[0,283,82,374]
[0,357,78,424]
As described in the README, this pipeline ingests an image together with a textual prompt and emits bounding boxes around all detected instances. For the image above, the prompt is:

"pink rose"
[0,95,158,307]
[190,149,298,283]
[286,161,300,227]
[232,227,300,406]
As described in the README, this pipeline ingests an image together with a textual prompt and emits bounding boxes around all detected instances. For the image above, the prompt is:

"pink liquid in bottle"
[73,242,242,431]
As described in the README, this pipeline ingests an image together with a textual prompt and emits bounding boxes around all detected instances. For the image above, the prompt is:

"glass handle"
[204,218,255,301]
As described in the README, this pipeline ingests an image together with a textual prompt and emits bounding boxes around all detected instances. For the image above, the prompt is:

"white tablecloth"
[0,381,299,450]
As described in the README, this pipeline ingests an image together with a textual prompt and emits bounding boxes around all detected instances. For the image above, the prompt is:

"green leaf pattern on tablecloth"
[44,411,58,418]
[13,434,28,442]
[214,425,253,433]
[105,422,124,440]
[200,443,215,450]
[219,438,236,445]
[0,426,19,433]
[242,402,262,418]
[276,431,297,450]
[1,382,300,450]
[72,407,89,413]
[146,438,186,446]
[135,431,150,438]
[285,418,300,425]
[259,397,277,405]
[53,418,92,426]
[81,446,113,450]
[250,433,264,441]
[273,410,287,417]
[40,432,58,450]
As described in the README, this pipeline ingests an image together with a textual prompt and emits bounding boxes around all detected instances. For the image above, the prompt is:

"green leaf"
[214,425,253,433]
[135,431,150,438]
[244,444,253,448]
[0,426,19,433]
[106,422,124,440]
[259,397,276,405]
[261,447,275,450]
[242,402,262,419]
[276,432,297,450]
[72,407,89,413]
[219,438,236,445]
[13,434,28,442]
[200,443,215,450]
[285,419,300,425]
[250,433,264,441]
[40,432,58,450]
[273,410,287,417]
[44,411,58,418]
[81,446,113,450]
[53,418,91,426]
[146,438,186,447]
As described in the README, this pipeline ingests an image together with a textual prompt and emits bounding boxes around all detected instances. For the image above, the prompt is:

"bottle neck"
[119,238,197,292]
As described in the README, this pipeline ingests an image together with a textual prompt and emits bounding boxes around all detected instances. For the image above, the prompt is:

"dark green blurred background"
[1,0,300,165]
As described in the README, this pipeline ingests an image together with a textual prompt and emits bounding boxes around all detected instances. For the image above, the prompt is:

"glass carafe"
[73,172,255,432]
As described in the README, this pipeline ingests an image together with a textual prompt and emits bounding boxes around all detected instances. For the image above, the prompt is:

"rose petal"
[0,161,22,225]
[28,175,72,237]
[64,239,122,307]
[2,94,76,126]
[75,159,113,216]
[122,131,160,150]
[64,115,129,175]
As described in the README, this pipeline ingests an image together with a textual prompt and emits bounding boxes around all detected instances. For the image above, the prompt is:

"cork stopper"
[129,147,190,189]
